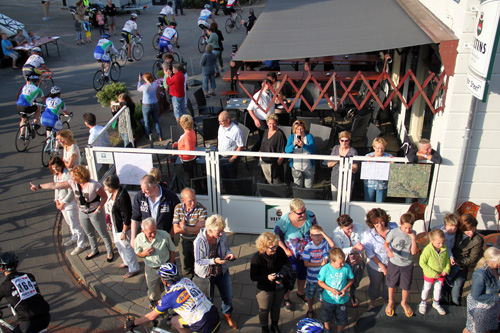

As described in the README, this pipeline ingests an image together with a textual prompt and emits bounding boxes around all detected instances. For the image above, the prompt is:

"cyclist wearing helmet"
[41,86,70,136]
[296,318,325,333]
[121,13,141,62]
[226,0,242,26]
[198,4,215,34]
[0,252,51,333]
[22,47,50,81]
[125,263,220,333]
[158,1,175,27]
[158,21,179,57]
[16,75,44,136]
[94,33,118,75]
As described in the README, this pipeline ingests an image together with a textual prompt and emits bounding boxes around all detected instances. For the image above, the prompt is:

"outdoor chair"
[257,182,288,198]
[236,122,251,170]
[456,201,480,218]
[221,177,254,196]
[193,88,223,116]
[292,186,327,200]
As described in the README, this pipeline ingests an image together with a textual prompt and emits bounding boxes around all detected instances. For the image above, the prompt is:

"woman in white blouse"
[56,129,80,169]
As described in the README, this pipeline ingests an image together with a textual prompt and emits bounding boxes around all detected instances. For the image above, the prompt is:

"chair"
[187,98,207,133]
[292,187,327,200]
[310,123,332,154]
[278,125,291,139]
[237,123,251,170]
[190,176,208,195]
[193,88,223,116]
[257,183,288,198]
[482,204,500,250]
[237,83,257,98]
[456,201,480,218]
[221,177,254,196]
[200,116,219,146]
[407,202,427,233]
[166,125,184,149]
[347,112,372,147]
[296,115,321,130]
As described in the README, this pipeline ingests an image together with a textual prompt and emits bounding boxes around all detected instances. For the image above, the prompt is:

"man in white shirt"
[84,112,111,178]
[247,79,275,151]
[217,111,244,179]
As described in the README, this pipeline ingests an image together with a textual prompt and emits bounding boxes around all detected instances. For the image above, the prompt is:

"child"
[96,10,105,36]
[440,213,458,266]
[84,16,92,43]
[28,30,41,43]
[75,17,84,45]
[384,212,417,317]
[317,247,354,333]
[418,229,450,315]
[302,225,335,318]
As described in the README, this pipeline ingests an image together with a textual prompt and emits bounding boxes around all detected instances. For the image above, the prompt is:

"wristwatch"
[424,154,428,158]
[183,224,188,231]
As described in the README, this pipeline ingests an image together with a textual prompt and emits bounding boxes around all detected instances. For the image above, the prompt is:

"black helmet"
[28,75,40,82]
[0,252,18,272]
[169,21,177,27]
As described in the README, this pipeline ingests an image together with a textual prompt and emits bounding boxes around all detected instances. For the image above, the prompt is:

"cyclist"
[295,318,325,333]
[121,13,141,63]
[158,1,175,28]
[0,252,51,333]
[198,4,215,37]
[125,263,220,333]
[226,0,242,27]
[22,47,50,81]
[16,75,44,138]
[93,33,119,75]
[158,21,179,58]
[41,86,70,141]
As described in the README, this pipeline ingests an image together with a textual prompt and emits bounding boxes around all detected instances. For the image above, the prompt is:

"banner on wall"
[265,205,287,230]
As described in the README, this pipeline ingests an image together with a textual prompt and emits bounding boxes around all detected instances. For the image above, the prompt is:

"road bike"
[15,103,46,152]
[126,313,174,333]
[152,23,165,51]
[41,113,72,167]
[16,71,54,99]
[0,304,47,333]
[225,9,243,34]
[116,35,144,67]
[197,32,208,53]
[93,56,121,91]
[152,52,182,79]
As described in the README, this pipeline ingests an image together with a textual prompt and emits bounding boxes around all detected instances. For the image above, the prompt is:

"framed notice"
[265,204,288,230]
[114,153,153,185]
[387,164,432,198]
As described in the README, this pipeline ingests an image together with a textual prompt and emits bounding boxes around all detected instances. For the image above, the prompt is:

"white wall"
[420,0,500,230]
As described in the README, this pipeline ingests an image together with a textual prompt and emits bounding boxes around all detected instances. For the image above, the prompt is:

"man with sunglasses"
[274,198,318,312]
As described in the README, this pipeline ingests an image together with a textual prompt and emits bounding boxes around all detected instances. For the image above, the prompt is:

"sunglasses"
[294,209,306,216]
[340,139,350,142]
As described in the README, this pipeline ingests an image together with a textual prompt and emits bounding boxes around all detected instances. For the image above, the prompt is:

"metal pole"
[451,97,478,211]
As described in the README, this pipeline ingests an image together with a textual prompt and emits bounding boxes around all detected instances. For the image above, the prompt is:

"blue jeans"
[212,50,221,73]
[364,184,387,202]
[210,1,219,14]
[174,0,183,15]
[142,103,162,138]
[172,96,187,120]
[449,266,468,305]
[210,270,233,314]
[203,74,216,94]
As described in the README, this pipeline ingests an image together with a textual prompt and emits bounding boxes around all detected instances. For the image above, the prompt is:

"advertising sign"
[466,68,488,101]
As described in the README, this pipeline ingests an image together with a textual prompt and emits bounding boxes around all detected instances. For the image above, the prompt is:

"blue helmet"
[204,4,211,9]
[158,263,179,283]
[28,75,40,81]
[102,33,110,38]
[296,318,325,333]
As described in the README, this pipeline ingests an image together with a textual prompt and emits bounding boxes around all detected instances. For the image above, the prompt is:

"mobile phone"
[140,72,143,76]
[226,257,237,261]
[297,135,302,140]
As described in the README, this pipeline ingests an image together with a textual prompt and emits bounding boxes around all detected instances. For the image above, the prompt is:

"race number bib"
[11,275,37,301]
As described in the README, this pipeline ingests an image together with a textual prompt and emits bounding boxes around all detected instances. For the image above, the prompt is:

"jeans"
[220,157,238,179]
[174,0,183,15]
[212,50,221,74]
[172,96,187,120]
[61,203,87,248]
[194,270,233,315]
[142,103,162,139]
[364,184,387,202]
[210,1,219,14]
[449,266,468,305]
[180,239,195,279]
[78,210,113,255]
[111,228,139,273]
[367,263,388,301]
[202,74,216,94]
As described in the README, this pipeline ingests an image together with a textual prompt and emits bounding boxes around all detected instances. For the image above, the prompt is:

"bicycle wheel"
[132,43,144,61]
[41,137,55,167]
[235,14,242,29]
[225,18,233,34]
[152,60,163,80]
[40,78,54,96]
[109,62,121,82]
[172,52,181,64]
[198,36,205,53]
[117,48,128,67]
[15,125,30,152]
[93,70,105,91]
[152,33,161,51]
[62,121,70,130]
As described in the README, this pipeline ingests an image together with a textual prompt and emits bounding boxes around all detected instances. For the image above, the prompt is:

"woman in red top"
[164,63,187,124]
[173,114,196,178]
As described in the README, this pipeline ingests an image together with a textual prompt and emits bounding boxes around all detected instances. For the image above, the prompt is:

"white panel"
[448,96,474,113]
[463,166,500,182]
[434,182,456,200]
[469,131,500,148]
[443,130,468,148]
[467,148,500,166]
[473,113,500,130]
[436,165,459,182]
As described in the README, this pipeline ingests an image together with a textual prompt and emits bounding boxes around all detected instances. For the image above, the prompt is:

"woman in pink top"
[173,114,196,178]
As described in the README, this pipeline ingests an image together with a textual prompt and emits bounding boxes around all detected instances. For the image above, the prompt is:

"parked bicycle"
[152,52,182,79]
[15,102,46,153]
[225,8,243,34]
[41,113,72,167]
[116,35,144,67]
[16,71,54,100]
[93,55,121,91]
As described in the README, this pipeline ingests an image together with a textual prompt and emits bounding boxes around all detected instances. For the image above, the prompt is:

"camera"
[274,274,283,283]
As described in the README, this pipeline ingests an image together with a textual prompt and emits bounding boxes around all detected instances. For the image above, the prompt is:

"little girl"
[84,16,92,43]
[418,228,450,315]
[96,9,105,36]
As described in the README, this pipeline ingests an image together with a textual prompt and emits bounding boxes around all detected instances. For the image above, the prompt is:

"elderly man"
[218,111,244,179]
[131,175,180,247]
[407,138,442,164]
[172,188,207,279]
[134,217,176,308]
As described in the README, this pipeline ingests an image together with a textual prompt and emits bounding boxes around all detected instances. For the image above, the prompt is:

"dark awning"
[233,0,451,62]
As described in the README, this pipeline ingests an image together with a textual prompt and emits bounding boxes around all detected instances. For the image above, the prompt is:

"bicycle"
[16,71,54,99]
[15,103,46,152]
[41,113,72,167]
[197,32,208,54]
[152,52,181,79]
[0,304,47,333]
[117,35,144,67]
[93,56,121,91]
[152,23,165,51]
[225,9,242,34]
[126,310,175,333]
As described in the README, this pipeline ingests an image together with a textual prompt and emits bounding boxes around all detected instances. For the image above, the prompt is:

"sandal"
[85,251,99,260]
[123,270,139,279]
[403,305,414,317]
[385,303,394,317]
[351,297,359,308]
[296,292,307,303]
[205,94,210,98]
[118,263,128,269]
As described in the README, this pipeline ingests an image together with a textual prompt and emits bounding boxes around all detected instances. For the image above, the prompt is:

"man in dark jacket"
[130,175,180,247]
[406,138,442,164]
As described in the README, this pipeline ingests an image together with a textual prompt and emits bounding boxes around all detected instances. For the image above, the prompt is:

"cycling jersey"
[24,54,45,69]
[16,83,43,107]
[227,0,236,6]
[159,27,177,53]
[94,38,118,62]
[160,5,174,15]
[45,97,66,116]
[122,20,137,33]
[198,9,212,23]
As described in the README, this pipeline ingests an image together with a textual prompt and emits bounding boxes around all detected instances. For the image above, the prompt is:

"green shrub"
[96,82,128,107]
[133,102,144,135]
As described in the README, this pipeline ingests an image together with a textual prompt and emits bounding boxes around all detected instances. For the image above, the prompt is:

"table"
[222,71,305,83]
[226,98,300,110]
[307,71,383,81]
[14,36,60,57]
[282,55,379,70]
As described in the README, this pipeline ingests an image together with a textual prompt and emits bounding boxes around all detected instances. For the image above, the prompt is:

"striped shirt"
[172,202,207,240]
[302,239,331,283]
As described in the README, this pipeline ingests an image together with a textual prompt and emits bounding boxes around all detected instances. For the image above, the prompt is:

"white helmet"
[131,13,138,19]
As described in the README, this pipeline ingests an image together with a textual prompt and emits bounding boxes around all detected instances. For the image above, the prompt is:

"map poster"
[387,164,432,198]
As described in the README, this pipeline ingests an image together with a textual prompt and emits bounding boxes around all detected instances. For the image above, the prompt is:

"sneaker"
[418,302,427,315]
[20,134,26,140]
[70,246,86,256]
[34,124,41,130]
[128,58,134,62]
[63,239,75,246]
[104,71,109,76]
[156,53,162,59]
[432,302,446,315]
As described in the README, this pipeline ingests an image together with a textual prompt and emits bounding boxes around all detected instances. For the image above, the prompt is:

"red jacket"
[165,72,185,98]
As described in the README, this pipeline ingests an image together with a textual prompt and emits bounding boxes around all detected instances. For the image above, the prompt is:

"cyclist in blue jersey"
[93,33,119,75]
[125,263,220,333]
[158,21,179,58]
[158,1,175,28]
[198,4,215,34]
[16,75,44,137]
[41,86,70,140]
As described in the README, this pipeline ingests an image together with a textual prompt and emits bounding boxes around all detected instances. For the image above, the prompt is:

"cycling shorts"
[41,110,63,131]
[159,39,173,54]
[198,20,210,30]
[121,31,132,44]
[226,7,236,13]
[22,66,42,78]
[17,105,37,117]
[158,14,169,26]
[183,306,221,333]
[94,52,111,63]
